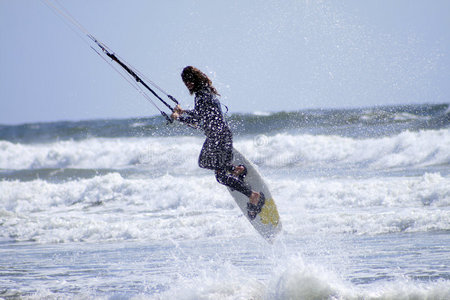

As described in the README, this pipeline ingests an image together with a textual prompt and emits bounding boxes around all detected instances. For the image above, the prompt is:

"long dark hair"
[181,66,220,96]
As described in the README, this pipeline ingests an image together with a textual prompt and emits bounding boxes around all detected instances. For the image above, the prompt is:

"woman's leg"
[199,133,259,200]
[198,137,232,170]
[215,168,252,197]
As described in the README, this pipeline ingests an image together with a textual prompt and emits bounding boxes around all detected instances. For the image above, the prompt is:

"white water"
[1,129,449,171]
[1,170,449,244]
[1,128,449,299]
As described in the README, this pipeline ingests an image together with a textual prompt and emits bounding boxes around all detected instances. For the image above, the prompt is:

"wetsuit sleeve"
[178,98,207,127]
[178,109,200,126]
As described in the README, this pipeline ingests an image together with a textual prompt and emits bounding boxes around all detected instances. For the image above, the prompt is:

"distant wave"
[0,103,448,143]
[239,129,450,170]
[1,128,449,173]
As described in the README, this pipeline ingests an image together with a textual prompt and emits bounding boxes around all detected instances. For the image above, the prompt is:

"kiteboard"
[228,148,282,242]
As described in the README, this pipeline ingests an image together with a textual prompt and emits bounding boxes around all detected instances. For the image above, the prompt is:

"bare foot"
[232,165,245,176]
[249,191,260,205]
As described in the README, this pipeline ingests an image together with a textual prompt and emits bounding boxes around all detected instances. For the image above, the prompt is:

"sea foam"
[1,129,449,172]
[1,171,448,244]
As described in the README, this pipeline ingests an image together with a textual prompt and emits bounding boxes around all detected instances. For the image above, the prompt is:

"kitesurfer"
[171,66,265,219]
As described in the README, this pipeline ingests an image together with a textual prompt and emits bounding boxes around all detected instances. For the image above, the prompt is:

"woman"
[171,66,265,219]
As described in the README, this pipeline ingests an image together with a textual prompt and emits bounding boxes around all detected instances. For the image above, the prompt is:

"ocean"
[1,103,449,299]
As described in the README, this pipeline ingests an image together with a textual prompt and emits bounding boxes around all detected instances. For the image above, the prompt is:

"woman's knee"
[215,170,227,185]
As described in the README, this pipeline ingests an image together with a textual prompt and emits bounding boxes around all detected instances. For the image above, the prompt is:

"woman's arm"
[171,104,201,126]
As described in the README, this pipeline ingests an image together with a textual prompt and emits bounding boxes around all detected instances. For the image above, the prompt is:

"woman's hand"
[174,105,184,114]
[171,105,184,120]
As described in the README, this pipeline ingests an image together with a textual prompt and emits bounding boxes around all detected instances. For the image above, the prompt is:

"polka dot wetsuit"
[178,88,252,198]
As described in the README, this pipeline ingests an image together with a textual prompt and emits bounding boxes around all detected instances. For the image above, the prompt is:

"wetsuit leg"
[198,137,233,170]
[197,132,253,198]
[215,169,252,198]
[198,132,233,170]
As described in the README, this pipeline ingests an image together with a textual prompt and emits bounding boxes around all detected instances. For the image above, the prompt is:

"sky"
[0,0,449,125]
